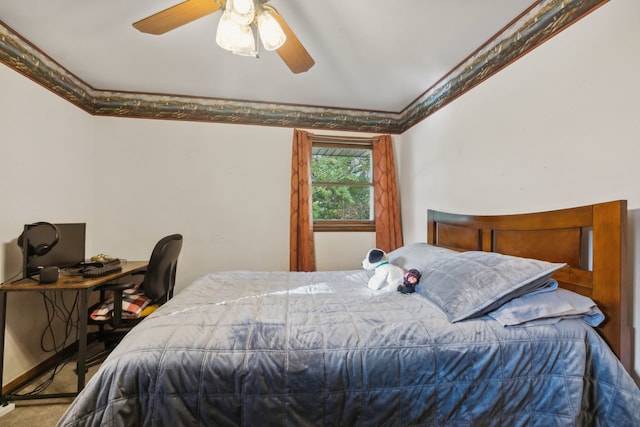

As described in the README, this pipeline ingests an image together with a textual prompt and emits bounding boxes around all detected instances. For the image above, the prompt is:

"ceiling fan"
[133,0,315,74]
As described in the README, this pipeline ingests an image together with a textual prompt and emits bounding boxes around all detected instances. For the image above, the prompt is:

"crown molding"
[0,0,606,134]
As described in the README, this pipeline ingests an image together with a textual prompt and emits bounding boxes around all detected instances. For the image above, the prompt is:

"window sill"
[313,222,375,232]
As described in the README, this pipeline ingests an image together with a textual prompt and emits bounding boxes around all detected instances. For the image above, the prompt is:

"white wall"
[0,65,94,385]
[90,121,378,284]
[315,232,376,271]
[91,118,294,291]
[396,0,640,381]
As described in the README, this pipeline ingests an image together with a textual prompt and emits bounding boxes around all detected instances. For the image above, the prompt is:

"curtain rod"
[310,134,378,144]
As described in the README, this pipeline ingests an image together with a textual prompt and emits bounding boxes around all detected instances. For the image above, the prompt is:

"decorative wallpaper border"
[0,0,607,134]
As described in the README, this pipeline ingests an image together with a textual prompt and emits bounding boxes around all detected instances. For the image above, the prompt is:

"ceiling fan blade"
[133,0,224,35]
[265,6,315,74]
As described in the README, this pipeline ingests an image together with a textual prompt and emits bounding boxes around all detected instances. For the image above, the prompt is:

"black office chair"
[86,234,183,365]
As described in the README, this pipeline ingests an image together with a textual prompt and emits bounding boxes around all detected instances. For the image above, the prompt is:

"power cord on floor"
[12,290,79,397]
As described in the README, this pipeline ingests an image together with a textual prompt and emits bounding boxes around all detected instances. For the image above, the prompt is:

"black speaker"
[39,266,60,284]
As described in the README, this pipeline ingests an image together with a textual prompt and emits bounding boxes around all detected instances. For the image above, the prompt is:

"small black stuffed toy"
[398,269,422,294]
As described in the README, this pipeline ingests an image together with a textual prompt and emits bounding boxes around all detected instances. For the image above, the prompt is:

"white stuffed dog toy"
[362,248,405,291]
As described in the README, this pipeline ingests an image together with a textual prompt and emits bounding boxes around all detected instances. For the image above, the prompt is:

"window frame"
[311,138,375,232]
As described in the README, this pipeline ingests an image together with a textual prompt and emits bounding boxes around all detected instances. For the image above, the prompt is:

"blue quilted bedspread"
[58,270,640,426]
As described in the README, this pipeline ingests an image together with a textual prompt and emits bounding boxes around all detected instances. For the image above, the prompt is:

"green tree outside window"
[311,146,373,222]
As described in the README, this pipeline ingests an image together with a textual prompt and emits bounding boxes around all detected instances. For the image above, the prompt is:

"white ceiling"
[0,0,534,113]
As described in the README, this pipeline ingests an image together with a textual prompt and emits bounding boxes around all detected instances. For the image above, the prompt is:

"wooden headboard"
[427,200,630,371]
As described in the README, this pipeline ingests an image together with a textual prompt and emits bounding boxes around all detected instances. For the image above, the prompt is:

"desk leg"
[0,291,6,403]
[77,288,88,392]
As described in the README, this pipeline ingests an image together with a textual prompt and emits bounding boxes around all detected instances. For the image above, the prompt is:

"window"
[311,139,375,231]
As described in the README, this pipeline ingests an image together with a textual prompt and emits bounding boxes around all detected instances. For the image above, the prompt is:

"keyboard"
[82,264,123,278]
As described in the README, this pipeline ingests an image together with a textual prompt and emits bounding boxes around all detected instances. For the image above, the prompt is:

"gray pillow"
[387,242,457,271]
[487,287,604,327]
[418,251,565,322]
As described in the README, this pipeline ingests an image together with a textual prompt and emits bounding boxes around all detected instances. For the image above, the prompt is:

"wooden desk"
[0,260,147,403]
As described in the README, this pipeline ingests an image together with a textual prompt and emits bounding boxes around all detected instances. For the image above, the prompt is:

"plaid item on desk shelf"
[90,283,151,321]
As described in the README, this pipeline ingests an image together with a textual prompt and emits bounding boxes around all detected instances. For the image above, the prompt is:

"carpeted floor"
[1,347,103,427]
[1,398,73,427]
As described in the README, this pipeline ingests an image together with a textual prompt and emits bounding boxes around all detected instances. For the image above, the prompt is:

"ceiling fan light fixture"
[227,0,255,26]
[231,26,257,57]
[216,11,256,56]
[257,10,286,51]
[134,0,315,73]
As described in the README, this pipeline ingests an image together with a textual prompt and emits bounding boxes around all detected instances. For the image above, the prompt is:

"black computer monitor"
[24,223,86,275]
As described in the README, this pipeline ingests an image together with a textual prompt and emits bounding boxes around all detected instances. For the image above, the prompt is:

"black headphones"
[17,222,60,257]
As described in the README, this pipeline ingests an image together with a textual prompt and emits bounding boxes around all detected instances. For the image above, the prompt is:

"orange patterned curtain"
[372,134,403,252]
[289,129,316,271]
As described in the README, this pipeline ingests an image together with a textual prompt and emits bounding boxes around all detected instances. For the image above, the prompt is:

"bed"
[58,200,639,426]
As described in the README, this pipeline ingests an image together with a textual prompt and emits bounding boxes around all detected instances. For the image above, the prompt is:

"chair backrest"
[143,234,183,303]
